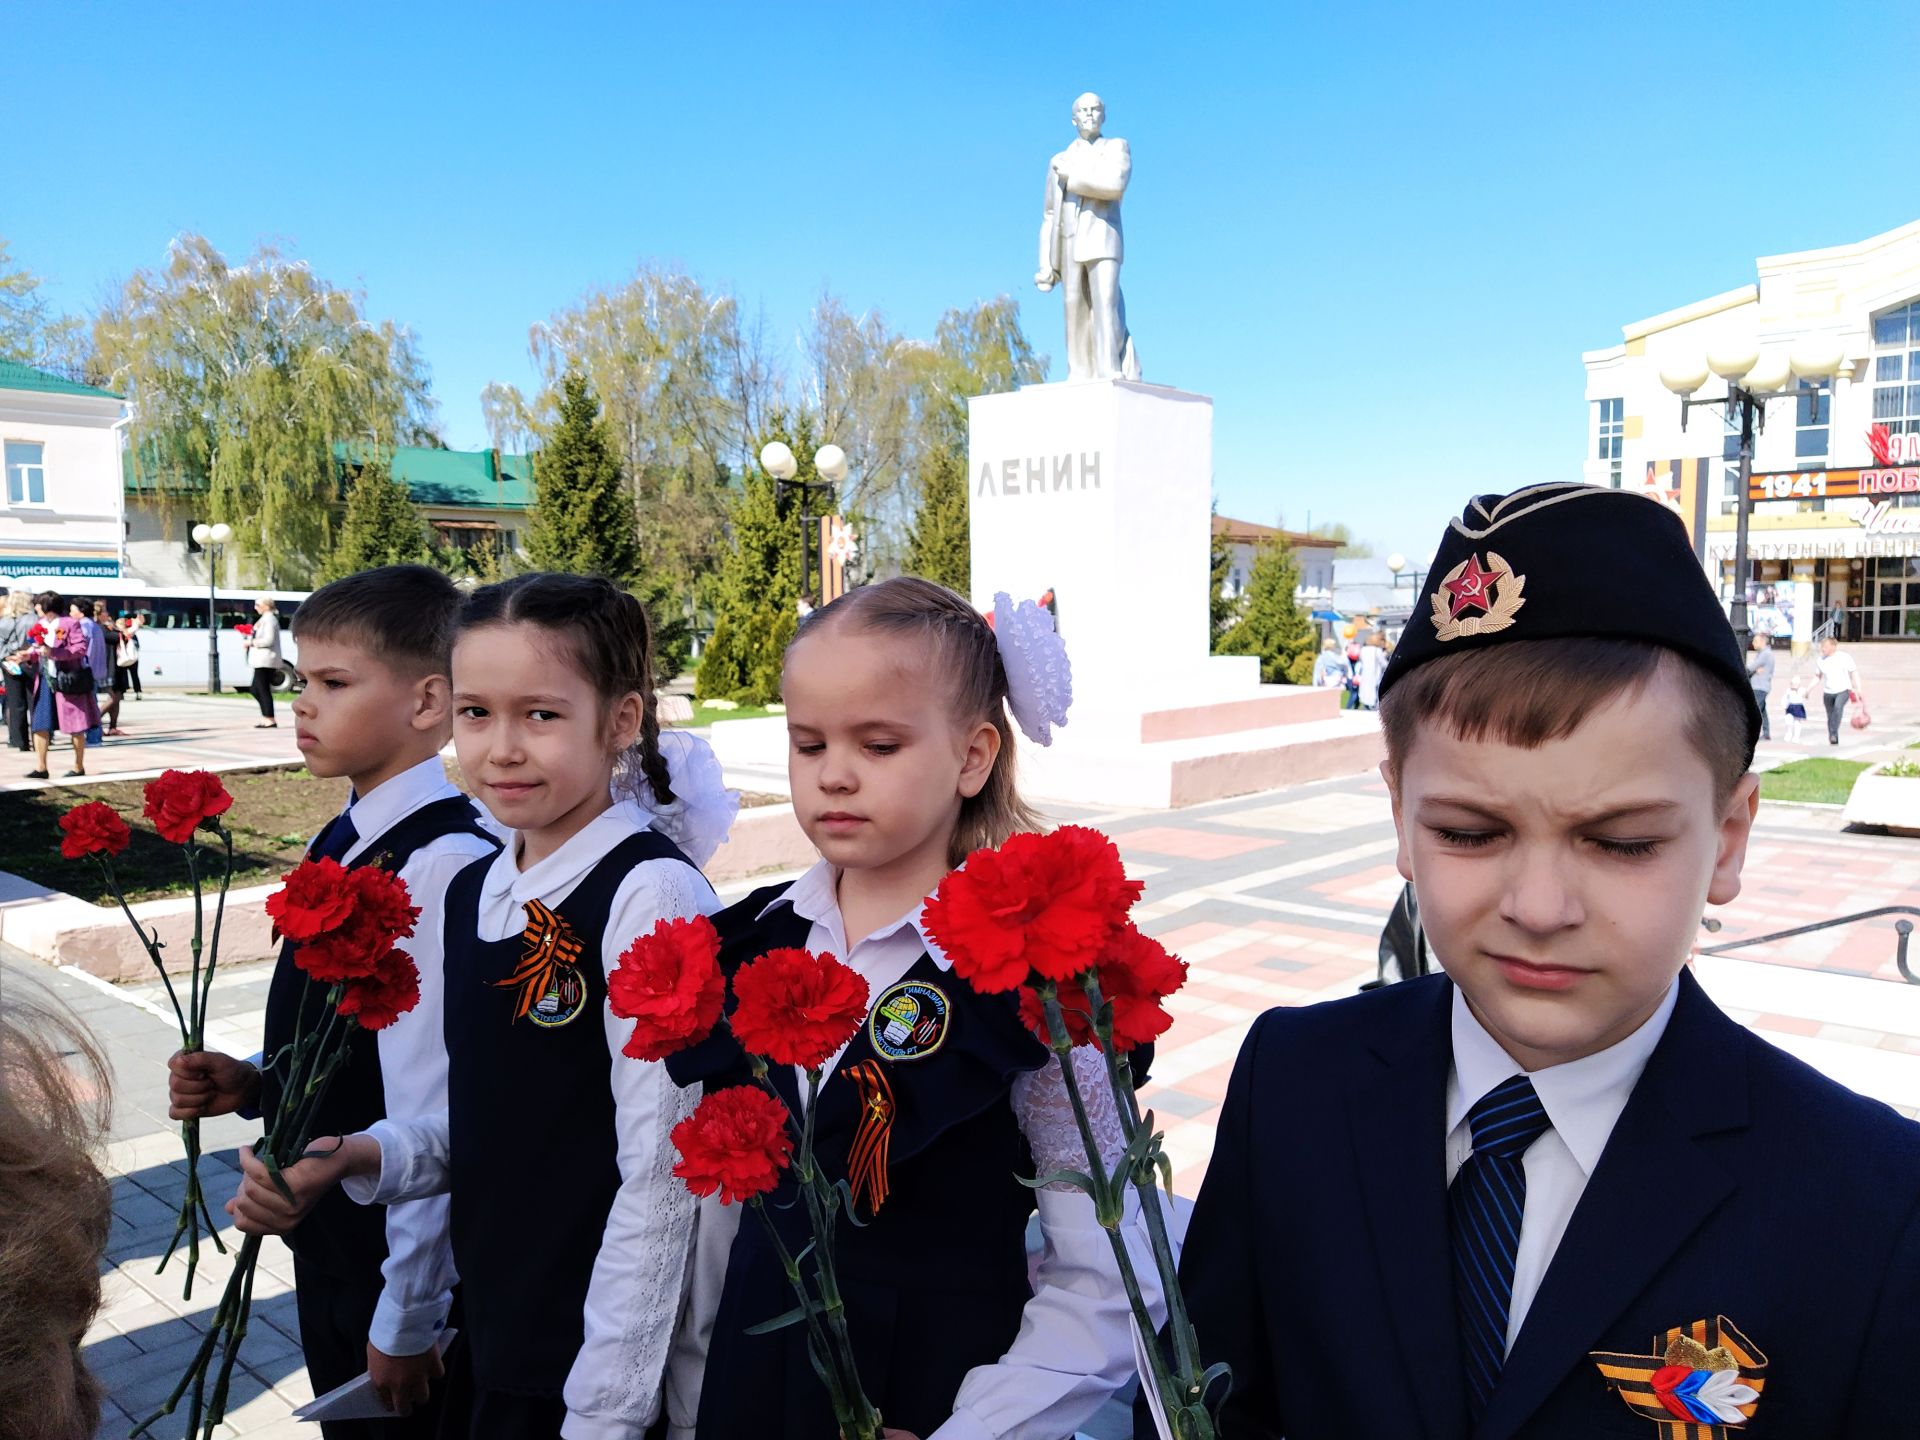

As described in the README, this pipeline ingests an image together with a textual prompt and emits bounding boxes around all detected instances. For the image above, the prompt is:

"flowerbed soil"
[0,766,351,904]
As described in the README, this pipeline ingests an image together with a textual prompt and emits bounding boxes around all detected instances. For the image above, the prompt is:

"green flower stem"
[193,826,235,1045]
[747,1196,853,1423]
[97,854,187,1037]
[1082,973,1204,1391]
[1041,983,1202,1435]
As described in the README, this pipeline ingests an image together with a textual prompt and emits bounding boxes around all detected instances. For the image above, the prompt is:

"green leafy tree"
[94,234,436,586]
[1217,537,1318,685]
[696,412,814,703]
[526,373,642,582]
[1309,521,1375,559]
[0,237,87,369]
[322,458,433,581]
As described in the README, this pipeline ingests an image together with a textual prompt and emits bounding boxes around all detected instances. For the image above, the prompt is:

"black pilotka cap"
[1378,483,1762,760]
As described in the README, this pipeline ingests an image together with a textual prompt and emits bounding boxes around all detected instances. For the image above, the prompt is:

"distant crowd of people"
[0,593,143,779]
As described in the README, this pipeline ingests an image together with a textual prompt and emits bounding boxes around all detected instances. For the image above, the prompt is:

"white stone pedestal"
[959,380,1381,807]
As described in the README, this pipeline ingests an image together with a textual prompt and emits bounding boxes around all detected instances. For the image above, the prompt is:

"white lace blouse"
[662,860,1164,1440]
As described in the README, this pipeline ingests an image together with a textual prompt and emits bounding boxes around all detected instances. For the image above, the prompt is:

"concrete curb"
[0,804,817,982]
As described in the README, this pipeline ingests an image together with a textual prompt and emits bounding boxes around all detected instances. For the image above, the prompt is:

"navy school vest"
[443,827,696,1397]
[260,795,498,1276]
[666,885,1052,1439]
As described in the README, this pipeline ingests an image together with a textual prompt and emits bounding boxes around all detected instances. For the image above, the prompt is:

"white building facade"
[1582,218,1920,640]
[0,361,127,585]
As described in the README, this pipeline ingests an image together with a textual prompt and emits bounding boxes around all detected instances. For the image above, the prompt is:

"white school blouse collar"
[759,859,953,972]
[1446,973,1679,1177]
[480,798,654,909]
[337,754,459,862]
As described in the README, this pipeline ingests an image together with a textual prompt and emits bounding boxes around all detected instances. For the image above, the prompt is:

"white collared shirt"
[1445,977,1679,1351]
[664,860,1162,1440]
[331,755,498,1357]
[350,799,718,1440]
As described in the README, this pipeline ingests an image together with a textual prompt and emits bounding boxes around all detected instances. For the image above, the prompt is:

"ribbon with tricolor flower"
[1592,1316,1766,1436]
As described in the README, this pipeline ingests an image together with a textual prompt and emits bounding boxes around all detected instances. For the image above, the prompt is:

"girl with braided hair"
[234,571,737,1440]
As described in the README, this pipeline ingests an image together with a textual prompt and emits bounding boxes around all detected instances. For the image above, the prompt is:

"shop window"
[1595,398,1623,487]
[4,440,46,506]
[1870,299,1920,508]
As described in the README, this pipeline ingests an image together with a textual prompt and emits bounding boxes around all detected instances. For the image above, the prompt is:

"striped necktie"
[1450,1073,1553,1418]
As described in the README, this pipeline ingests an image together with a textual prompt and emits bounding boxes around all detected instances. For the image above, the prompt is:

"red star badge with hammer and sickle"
[1442,553,1502,618]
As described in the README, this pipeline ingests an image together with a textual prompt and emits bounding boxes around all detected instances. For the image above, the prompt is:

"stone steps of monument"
[1020,712,1385,809]
[1138,684,1338,742]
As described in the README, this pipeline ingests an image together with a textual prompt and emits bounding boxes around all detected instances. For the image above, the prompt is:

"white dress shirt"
[347,800,718,1440]
[331,756,499,1358]
[664,860,1163,1440]
[1444,978,1679,1351]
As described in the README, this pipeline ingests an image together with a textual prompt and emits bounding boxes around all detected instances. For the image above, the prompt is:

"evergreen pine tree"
[1217,537,1319,685]
[904,444,970,592]
[1208,510,1237,649]
[695,413,813,703]
[322,458,433,581]
[525,373,641,582]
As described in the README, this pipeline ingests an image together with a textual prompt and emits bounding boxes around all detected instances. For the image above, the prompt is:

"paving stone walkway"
[8,736,1919,1438]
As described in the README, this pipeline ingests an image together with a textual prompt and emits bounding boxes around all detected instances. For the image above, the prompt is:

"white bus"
[6,581,309,691]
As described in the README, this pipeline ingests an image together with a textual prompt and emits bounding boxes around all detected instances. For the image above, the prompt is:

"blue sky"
[10,0,1915,556]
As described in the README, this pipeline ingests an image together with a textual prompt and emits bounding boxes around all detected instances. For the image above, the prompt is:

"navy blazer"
[1145,969,1920,1439]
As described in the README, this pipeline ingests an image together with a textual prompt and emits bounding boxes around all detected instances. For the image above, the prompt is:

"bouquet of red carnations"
[133,853,422,1440]
[60,771,239,1298]
[922,824,1222,1440]
[607,915,884,1439]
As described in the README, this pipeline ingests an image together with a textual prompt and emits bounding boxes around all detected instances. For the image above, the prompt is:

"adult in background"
[0,592,36,751]
[69,599,109,747]
[247,595,282,728]
[1356,630,1389,711]
[1746,630,1775,742]
[28,593,96,779]
[1816,633,1864,745]
[0,978,114,1440]
[1312,637,1352,700]
[111,612,142,716]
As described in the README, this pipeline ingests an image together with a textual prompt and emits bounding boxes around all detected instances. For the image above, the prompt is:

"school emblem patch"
[868,980,950,1062]
[1431,550,1527,642]
[493,899,588,1029]
[1591,1316,1767,1435]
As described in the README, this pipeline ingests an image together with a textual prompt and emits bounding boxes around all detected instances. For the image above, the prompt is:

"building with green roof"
[0,361,129,582]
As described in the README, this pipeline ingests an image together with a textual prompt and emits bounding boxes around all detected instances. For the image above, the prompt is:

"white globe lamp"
[812,444,849,484]
[1742,351,1793,394]
[1706,340,1759,381]
[1789,337,1843,381]
[1658,358,1711,396]
[759,441,798,480]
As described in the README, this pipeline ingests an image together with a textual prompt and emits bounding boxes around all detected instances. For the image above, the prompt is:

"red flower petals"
[1018,925,1187,1053]
[335,954,422,1030]
[729,947,870,1071]
[671,1085,794,1205]
[141,770,233,845]
[608,915,726,1062]
[923,825,1143,993]
[264,856,356,941]
[269,859,419,985]
[59,801,131,860]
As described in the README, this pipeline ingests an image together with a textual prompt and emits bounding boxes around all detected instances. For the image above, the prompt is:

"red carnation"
[265,856,357,941]
[923,825,1143,993]
[336,953,422,1030]
[26,622,44,644]
[728,948,870,1071]
[670,1085,794,1205]
[345,866,419,945]
[608,915,726,1062]
[142,769,234,845]
[291,868,418,984]
[59,801,132,860]
[234,623,254,638]
[1019,924,1188,1053]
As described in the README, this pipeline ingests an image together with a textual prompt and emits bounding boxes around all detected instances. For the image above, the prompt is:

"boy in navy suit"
[1151,484,1920,1440]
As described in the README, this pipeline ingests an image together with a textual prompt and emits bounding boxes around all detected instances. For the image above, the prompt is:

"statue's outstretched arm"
[1064,138,1130,202]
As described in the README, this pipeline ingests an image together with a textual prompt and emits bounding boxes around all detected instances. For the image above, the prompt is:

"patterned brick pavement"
[8,745,1919,1438]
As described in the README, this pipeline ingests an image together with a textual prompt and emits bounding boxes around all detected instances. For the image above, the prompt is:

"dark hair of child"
[291,563,464,678]
[792,575,1039,865]
[0,983,113,1440]
[1380,636,1754,800]
[456,571,676,806]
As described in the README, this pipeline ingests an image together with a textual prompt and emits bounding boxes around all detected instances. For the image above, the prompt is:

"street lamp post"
[1384,553,1431,592]
[1659,337,1843,653]
[760,441,849,601]
[191,522,232,693]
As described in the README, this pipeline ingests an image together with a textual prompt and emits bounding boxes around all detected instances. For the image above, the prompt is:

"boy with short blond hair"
[170,564,498,1436]
[1154,484,1920,1440]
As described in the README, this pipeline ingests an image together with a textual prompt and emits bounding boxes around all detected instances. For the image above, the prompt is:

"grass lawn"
[0,766,350,903]
[685,702,780,727]
[1758,757,1870,806]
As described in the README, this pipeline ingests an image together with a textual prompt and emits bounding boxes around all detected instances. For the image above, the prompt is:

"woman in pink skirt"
[27,592,98,779]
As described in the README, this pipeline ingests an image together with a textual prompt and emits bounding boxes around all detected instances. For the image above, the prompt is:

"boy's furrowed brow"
[1419,795,1684,825]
